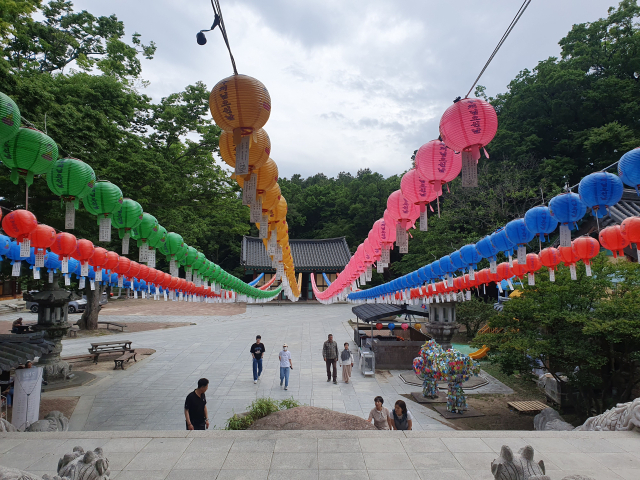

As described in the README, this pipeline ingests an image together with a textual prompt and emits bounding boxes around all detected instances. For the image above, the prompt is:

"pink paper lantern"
[415,139,462,196]
[439,97,498,160]
[401,169,438,230]
[401,323,409,330]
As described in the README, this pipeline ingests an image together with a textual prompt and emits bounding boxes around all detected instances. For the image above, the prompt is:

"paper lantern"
[88,247,108,281]
[71,239,94,278]
[476,235,499,272]
[524,206,558,242]
[268,196,288,226]
[572,236,600,276]
[578,172,624,218]
[490,227,516,264]
[126,261,141,280]
[114,256,131,285]
[209,74,271,134]
[103,250,120,272]
[0,127,58,186]
[618,148,640,194]
[160,232,185,275]
[110,198,143,254]
[219,127,270,172]
[400,169,438,230]
[510,261,527,280]
[388,322,395,331]
[496,262,513,290]
[2,209,37,245]
[29,224,55,268]
[599,225,629,258]
[459,244,482,278]
[549,192,587,246]
[46,157,96,229]
[6,241,30,277]
[439,98,498,160]
[146,224,167,268]
[386,190,419,253]
[505,219,535,264]
[524,253,542,285]
[559,245,581,281]
[0,234,15,261]
[131,213,159,263]
[83,180,123,241]
[401,323,409,330]
[621,216,640,260]
[236,157,278,203]
[0,92,20,143]
[415,139,462,197]
[539,247,562,282]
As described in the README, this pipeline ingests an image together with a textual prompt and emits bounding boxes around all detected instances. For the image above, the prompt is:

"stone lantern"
[23,274,72,382]
[424,300,459,350]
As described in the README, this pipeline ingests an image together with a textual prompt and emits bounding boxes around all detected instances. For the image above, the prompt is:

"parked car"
[82,292,109,306]
[26,298,87,314]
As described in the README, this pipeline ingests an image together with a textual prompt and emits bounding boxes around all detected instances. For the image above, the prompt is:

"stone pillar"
[425,302,459,350]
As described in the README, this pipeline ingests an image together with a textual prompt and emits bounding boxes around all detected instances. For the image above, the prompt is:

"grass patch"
[225,397,302,430]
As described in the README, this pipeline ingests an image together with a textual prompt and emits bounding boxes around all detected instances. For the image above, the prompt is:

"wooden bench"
[88,340,133,363]
[114,351,137,370]
[62,354,95,362]
[98,321,127,331]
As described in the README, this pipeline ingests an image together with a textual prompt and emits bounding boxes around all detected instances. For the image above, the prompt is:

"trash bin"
[359,349,375,376]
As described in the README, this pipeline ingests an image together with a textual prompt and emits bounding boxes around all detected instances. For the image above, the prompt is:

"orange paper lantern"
[219,128,271,172]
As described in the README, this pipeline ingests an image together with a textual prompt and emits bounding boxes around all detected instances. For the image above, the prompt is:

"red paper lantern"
[89,247,108,268]
[539,247,562,282]
[2,209,37,243]
[558,246,580,266]
[29,224,56,254]
[511,260,527,279]
[415,139,462,196]
[51,232,77,261]
[126,261,141,280]
[572,236,600,276]
[496,262,512,281]
[599,225,629,258]
[103,251,120,273]
[524,253,542,285]
[439,98,498,160]
[72,239,94,266]
[620,216,640,253]
[475,268,490,285]
[376,322,383,330]
[168,276,179,290]
[138,264,150,282]
[114,256,131,276]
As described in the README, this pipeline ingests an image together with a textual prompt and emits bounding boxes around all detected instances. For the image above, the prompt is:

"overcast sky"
[74,0,619,179]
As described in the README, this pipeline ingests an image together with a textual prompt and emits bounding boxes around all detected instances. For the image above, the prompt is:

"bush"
[225,397,302,430]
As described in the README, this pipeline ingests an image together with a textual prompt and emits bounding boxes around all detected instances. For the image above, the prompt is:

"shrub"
[225,397,302,430]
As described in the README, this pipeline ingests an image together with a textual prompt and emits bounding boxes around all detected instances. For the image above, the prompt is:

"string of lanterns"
[0,91,283,303]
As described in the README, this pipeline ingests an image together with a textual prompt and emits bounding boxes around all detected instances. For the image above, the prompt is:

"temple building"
[240,236,351,300]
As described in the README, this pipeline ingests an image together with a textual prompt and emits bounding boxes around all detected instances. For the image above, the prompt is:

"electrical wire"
[211,0,238,75]
[464,0,532,99]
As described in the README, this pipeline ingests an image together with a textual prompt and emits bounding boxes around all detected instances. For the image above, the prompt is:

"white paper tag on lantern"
[448,274,454,288]
[377,262,384,273]
[549,268,555,282]
[63,201,74,230]
[147,248,156,267]
[528,273,535,286]
[466,290,471,301]
[79,277,85,289]
[259,215,269,239]
[490,260,497,274]
[250,197,262,223]
[186,268,192,283]
[396,224,408,254]
[95,269,102,282]
[118,275,123,287]
[508,254,513,268]
[461,151,478,188]
[99,217,111,242]
[142,291,146,299]
[155,286,158,295]
[139,242,148,262]
[366,265,372,281]
[19,239,30,258]
[169,258,176,275]
[63,273,69,285]
[33,267,40,280]
[570,264,577,280]
[61,257,68,274]
[242,173,257,206]
[90,280,95,291]
[381,246,390,265]
[507,278,514,290]
[585,264,592,276]
[235,135,251,176]
[359,272,365,285]
[81,262,88,277]
[122,232,130,254]
[497,282,503,293]
[560,224,572,247]
[134,290,138,299]
[420,208,428,231]
[35,252,44,268]
[11,261,20,277]
[163,291,167,301]
[517,245,527,265]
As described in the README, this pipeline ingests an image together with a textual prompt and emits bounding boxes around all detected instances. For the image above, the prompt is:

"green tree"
[456,297,496,338]
[477,254,640,415]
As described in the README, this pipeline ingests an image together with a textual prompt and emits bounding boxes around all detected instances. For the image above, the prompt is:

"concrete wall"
[371,339,425,370]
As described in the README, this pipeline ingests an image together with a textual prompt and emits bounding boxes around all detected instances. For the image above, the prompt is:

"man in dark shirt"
[250,335,265,384]
[184,378,209,430]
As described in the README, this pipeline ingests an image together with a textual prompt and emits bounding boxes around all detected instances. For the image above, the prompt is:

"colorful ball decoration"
[376,322,383,330]
[46,157,96,229]
[209,74,271,136]
[578,172,624,218]
[1,127,58,186]
[572,236,600,276]
[621,216,640,258]
[110,198,143,254]
[415,139,462,197]
[524,206,558,242]
[599,225,629,258]
[439,98,498,161]
[0,92,20,143]
[539,247,562,282]
[618,148,640,194]
[82,180,123,241]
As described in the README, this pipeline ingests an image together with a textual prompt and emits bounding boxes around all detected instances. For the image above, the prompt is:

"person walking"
[339,342,354,383]
[323,333,339,384]
[388,399,413,431]
[250,335,265,384]
[184,378,209,430]
[367,396,390,430]
[279,343,293,390]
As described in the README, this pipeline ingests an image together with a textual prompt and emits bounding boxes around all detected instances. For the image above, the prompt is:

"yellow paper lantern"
[219,128,271,172]
[414,323,422,330]
[209,74,271,136]
[269,196,288,227]
[261,184,281,214]
[236,158,278,196]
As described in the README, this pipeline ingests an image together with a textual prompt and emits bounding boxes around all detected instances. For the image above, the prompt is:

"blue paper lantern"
[505,219,535,246]
[476,235,499,263]
[388,322,396,331]
[578,172,623,218]
[450,249,467,272]
[524,207,558,241]
[417,265,431,283]
[439,256,455,276]
[0,234,11,260]
[460,244,482,270]
[618,148,640,194]
[548,193,587,231]
[490,228,515,258]
[430,261,444,279]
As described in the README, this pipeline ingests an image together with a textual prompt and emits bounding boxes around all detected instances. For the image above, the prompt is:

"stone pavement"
[1,429,639,480]
[47,304,453,431]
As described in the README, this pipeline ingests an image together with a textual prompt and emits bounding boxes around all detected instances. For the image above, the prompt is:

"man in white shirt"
[279,343,293,390]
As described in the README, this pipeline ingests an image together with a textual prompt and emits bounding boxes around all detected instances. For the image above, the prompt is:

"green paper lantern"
[46,157,96,230]
[110,198,143,238]
[183,246,198,267]
[132,213,159,244]
[160,232,184,274]
[147,224,167,249]
[83,180,123,241]
[1,127,58,186]
[0,92,20,143]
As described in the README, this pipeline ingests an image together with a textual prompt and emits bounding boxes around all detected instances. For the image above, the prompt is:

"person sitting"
[11,317,23,334]
[388,399,413,431]
[367,396,390,430]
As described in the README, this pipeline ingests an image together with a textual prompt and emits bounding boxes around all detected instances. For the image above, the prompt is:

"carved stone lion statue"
[491,445,595,480]
[25,411,69,433]
[535,398,640,432]
[0,466,43,480]
[57,446,110,480]
[0,418,17,433]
